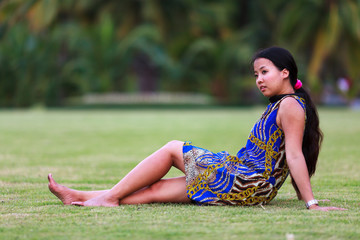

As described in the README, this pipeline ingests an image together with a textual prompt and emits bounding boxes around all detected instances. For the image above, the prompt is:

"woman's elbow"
[286,153,305,166]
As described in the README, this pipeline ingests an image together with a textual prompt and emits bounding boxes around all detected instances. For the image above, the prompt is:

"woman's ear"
[281,68,290,79]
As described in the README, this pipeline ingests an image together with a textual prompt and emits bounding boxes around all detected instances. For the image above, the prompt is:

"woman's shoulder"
[278,95,306,112]
[278,96,306,122]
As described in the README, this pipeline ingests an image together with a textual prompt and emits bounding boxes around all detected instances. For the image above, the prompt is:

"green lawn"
[0,107,359,240]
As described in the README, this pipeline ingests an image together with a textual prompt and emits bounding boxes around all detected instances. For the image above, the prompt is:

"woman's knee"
[165,140,184,148]
[162,140,185,171]
[162,140,183,154]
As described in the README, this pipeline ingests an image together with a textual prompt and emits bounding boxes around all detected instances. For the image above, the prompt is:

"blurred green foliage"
[0,0,359,107]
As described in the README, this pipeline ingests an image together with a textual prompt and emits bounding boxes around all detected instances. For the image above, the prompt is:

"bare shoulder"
[277,97,305,128]
[279,97,305,115]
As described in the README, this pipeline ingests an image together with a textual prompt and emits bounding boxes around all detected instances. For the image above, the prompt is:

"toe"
[71,201,84,206]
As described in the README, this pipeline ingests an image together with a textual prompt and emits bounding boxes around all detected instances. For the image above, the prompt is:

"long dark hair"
[252,46,323,199]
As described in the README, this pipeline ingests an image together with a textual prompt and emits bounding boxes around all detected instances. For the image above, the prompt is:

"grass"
[0,107,359,240]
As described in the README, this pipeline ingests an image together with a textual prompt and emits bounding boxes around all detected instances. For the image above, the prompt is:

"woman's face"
[253,58,293,98]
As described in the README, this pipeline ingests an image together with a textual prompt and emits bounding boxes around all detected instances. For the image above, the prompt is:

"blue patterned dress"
[183,95,306,205]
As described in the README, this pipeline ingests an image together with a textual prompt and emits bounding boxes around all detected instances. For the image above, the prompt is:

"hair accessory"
[305,199,318,209]
[294,79,302,90]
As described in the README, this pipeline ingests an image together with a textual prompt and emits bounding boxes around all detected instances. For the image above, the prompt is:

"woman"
[48,47,345,211]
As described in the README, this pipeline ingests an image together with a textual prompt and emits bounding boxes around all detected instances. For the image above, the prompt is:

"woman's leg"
[119,176,191,204]
[49,140,187,206]
[48,174,191,205]
[48,173,109,205]
[72,140,186,206]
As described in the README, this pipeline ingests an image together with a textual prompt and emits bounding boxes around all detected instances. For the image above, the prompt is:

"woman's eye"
[254,74,258,79]
[262,70,267,74]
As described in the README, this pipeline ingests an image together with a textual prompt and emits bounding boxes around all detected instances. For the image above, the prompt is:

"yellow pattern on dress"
[187,155,259,201]
[185,96,303,205]
[248,128,283,180]
[187,128,284,204]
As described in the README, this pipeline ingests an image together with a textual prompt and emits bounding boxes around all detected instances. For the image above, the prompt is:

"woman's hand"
[308,205,347,211]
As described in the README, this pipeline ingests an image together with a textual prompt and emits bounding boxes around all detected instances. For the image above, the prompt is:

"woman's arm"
[278,97,346,211]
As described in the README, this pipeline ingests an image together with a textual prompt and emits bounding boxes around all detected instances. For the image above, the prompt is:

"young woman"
[48,47,345,211]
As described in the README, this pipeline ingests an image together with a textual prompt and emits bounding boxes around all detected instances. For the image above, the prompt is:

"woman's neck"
[269,93,299,103]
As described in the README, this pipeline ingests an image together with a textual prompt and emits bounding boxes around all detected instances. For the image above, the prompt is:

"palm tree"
[1,0,358,106]
[276,0,360,101]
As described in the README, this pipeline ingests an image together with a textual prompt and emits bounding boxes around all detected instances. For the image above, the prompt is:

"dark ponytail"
[252,47,323,199]
[291,87,323,199]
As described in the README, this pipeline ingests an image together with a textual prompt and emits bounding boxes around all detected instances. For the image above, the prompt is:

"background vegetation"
[0,108,359,239]
[1,1,358,239]
[0,0,359,107]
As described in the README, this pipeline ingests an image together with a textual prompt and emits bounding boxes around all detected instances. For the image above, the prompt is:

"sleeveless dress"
[183,95,306,206]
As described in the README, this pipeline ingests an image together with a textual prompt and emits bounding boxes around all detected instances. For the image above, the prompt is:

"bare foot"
[72,193,119,207]
[48,173,79,205]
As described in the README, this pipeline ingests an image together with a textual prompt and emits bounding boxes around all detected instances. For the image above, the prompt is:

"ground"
[0,107,359,239]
